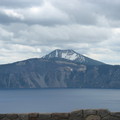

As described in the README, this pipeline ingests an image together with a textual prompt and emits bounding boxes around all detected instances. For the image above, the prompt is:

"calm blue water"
[0,89,120,113]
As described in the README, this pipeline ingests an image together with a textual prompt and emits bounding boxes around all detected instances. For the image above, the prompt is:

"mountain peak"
[52,49,76,55]
[43,49,84,61]
[43,49,105,65]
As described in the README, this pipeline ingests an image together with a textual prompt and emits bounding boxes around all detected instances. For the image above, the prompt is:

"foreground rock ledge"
[0,109,120,120]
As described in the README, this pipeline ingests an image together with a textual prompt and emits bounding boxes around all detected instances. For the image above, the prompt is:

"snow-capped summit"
[43,49,104,65]
[43,49,85,61]
[43,49,83,61]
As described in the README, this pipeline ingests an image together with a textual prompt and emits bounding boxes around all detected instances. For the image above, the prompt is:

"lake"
[0,89,120,113]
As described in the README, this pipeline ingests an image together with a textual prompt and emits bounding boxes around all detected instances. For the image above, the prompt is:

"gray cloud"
[0,0,120,64]
[3,24,110,46]
[0,0,120,26]
[0,12,22,24]
[0,0,44,8]
[0,1,70,25]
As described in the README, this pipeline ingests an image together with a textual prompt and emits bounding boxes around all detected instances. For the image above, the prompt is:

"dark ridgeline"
[0,49,120,88]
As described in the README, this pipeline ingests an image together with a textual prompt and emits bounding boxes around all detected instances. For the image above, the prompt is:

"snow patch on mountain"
[43,49,85,62]
[42,49,104,65]
[61,52,77,60]
[55,50,58,57]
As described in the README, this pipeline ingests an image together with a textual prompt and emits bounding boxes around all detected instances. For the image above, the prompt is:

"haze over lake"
[0,89,120,113]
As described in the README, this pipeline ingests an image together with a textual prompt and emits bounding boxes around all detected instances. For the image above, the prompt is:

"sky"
[0,0,120,65]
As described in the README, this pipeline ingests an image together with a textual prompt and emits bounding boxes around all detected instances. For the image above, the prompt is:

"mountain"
[43,49,104,65]
[0,49,120,88]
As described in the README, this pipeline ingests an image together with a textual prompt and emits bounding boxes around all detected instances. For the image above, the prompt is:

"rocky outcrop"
[0,109,120,120]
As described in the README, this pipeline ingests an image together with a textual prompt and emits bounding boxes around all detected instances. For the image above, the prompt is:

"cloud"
[0,0,120,64]
[0,0,44,8]
[0,27,14,41]
[3,23,110,46]
[0,0,98,25]
[0,23,112,64]
[0,0,120,26]
[0,1,70,25]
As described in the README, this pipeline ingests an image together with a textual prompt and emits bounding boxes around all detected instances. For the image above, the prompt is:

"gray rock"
[111,112,120,118]
[19,114,28,120]
[0,114,6,119]
[85,115,101,120]
[7,114,18,119]
[97,109,110,118]
[83,109,97,117]
[69,110,83,120]
[1,117,11,120]
[29,113,39,118]
[38,113,51,120]
[102,115,120,120]
[52,113,69,120]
